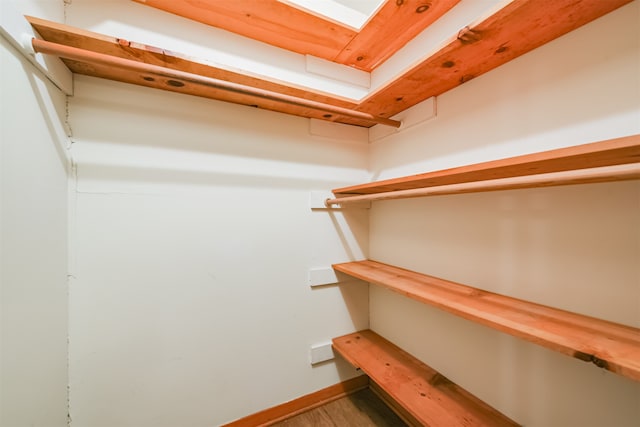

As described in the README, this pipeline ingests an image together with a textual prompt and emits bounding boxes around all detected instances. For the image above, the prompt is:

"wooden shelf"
[333,135,640,196]
[26,0,632,126]
[332,329,520,427]
[26,16,377,128]
[333,260,640,382]
[356,0,633,119]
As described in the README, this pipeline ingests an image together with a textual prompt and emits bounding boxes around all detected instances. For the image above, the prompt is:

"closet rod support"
[325,163,640,206]
[31,38,402,129]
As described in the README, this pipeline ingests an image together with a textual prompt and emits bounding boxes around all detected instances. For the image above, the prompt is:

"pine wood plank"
[333,261,640,382]
[327,164,640,205]
[132,0,356,62]
[333,0,461,71]
[333,330,520,427]
[134,0,460,72]
[222,376,369,427]
[358,0,633,118]
[26,16,376,128]
[333,135,640,195]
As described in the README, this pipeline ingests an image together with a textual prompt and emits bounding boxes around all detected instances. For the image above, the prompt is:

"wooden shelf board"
[26,0,631,126]
[357,0,633,119]
[333,329,520,426]
[333,260,640,382]
[26,16,375,128]
[333,134,640,195]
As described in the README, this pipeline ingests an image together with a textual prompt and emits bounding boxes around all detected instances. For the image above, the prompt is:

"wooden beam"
[333,261,640,382]
[333,134,640,195]
[333,329,520,426]
[131,0,356,62]
[358,0,633,118]
[333,0,461,71]
[133,0,461,72]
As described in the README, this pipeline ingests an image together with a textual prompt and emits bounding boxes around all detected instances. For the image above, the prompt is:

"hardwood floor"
[271,388,408,426]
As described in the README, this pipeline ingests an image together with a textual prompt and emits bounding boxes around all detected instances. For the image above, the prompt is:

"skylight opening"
[279,0,385,30]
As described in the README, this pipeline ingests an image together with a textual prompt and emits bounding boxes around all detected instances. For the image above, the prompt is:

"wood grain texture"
[132,0,356,61]
[326,164,640,205]
[333,134,640,195]
[26,16,378,128]
[333,0,461,70]
[28,0,631,126]
[273,388,408,427]
[369,382,422,427]
[134,0,460,72]
[222,376,369,427]
[358,0,633,118]
[333,261,640,382]
[333,330,520,426]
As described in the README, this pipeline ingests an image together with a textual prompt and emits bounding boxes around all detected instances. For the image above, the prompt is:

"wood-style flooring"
[271,388,408,426]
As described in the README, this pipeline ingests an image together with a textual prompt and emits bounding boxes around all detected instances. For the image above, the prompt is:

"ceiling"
[28,0,634,128]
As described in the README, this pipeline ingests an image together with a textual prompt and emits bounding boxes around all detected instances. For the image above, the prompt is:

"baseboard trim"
[221,375,370,427]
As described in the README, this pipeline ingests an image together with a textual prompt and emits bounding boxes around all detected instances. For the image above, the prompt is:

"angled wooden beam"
[334,0,461,70]
[358,0,633,118]
[131,0,356,62]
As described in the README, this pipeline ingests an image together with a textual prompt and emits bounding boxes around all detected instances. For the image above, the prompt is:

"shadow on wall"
[13,42,70,172]
[69,75,369,170]
[74,162,363,193]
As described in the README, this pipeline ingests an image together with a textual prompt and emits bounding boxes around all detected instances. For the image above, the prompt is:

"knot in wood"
[457,26,482,44]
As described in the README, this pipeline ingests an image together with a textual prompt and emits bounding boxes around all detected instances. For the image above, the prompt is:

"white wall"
[66,73,370,425]
[368,3,640,427]
[0,2,70,426]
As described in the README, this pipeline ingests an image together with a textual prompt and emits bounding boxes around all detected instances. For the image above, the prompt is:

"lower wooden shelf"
[333,260,640,382]
[332,329,520,427]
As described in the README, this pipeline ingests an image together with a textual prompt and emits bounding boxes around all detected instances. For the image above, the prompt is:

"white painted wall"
[368,3,640,427]
[66,73,370,425]
[0,2,70,426]
[6,1,636,425]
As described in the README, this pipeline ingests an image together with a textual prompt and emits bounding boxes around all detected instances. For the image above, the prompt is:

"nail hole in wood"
[167,80,185,87]
[460,74,474,84]
[396,97,403,102]
[396,0,404,5]
[323,114,332,118]
[357,56,364,61]
[495,45,508,54]
[143,76,155,82]
[442,60,455,68]
[416,4,430,13]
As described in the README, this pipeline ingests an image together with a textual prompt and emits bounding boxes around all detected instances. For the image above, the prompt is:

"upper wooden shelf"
[332,134,640,196]
[26,0,632,126]
[333,260,640,382]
